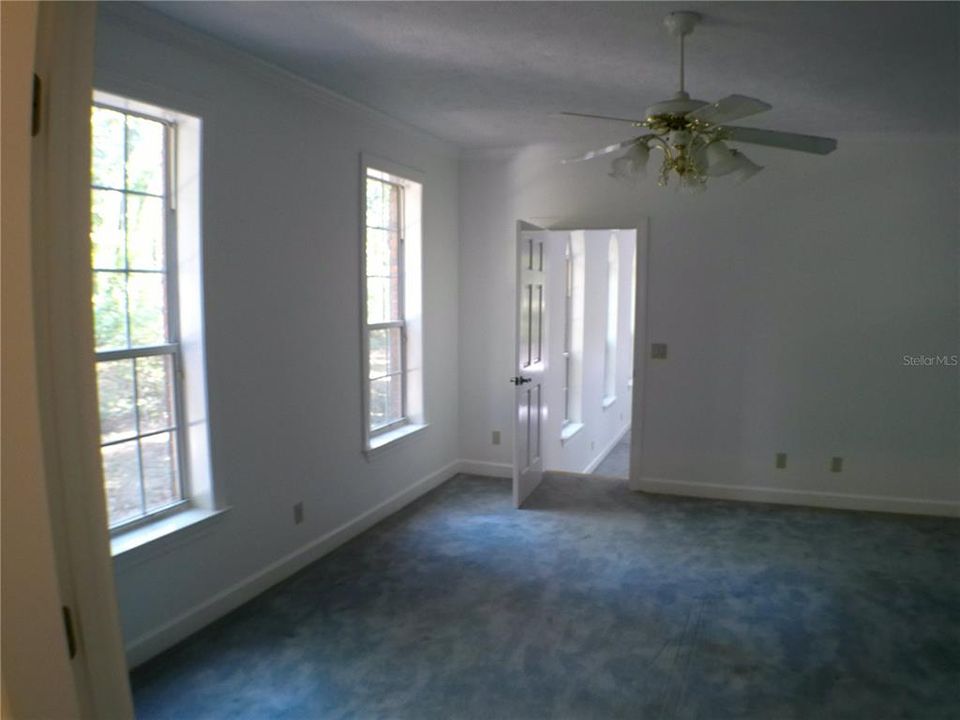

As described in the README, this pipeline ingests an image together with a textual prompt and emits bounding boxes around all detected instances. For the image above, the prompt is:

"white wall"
[459,135,960,515]
[94,5,461,664]
[541,230,635,474]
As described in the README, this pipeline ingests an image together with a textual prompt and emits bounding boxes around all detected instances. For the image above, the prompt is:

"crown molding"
[96,3,461,159]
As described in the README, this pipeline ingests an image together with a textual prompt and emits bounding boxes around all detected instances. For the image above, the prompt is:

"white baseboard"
[458,459,513,478]
[124,460,462,668]
[583,424,631,475]
[630,476,960,518]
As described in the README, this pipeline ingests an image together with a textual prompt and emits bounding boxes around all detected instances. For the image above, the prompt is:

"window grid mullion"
[122,114,149,517]
[100,425,179,449]
[368,370,404,383]
[91,184,164,199]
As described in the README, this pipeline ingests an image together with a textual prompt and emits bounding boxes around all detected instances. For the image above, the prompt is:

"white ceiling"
[144,1,959,148]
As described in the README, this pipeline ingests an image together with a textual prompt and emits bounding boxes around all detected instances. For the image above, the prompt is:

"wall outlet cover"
[293,501,304,525]
[775,452,787,469]
[651,343,668,359]
[492,430,501,445]
[830,457,843,473]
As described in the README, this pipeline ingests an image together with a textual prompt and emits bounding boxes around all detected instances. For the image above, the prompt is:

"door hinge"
[31,74,42,137]
[62,606,78,659]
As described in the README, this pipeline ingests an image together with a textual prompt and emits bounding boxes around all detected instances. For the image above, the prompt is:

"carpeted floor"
[131,474,960,720]
[592,431,631,478]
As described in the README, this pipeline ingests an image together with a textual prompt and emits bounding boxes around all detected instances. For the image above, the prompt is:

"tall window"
[603,233,619,405]
[91,94,209,532]
[561,232,585,440]
[91,102,184,528]
[362,162,424,448]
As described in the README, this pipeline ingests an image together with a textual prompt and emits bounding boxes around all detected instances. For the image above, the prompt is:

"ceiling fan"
[560,11,838,190]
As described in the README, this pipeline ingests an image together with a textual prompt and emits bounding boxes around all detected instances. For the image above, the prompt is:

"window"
[362,160,424,451]
[602,233,619,405]
[562,237,574,425]
[365,173,405,431]
[560,232,585,441]
[90,92,209,533]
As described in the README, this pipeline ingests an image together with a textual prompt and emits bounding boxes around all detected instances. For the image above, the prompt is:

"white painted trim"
[582,423,631,474]
[457,460,514,479]
[124,460,461,667]
[628,221,650,489]
[631,476,960,518]
[96,4,459,157]
[31,4,135,715]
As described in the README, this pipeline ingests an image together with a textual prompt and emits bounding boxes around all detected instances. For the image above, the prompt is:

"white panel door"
[512,222,549,507]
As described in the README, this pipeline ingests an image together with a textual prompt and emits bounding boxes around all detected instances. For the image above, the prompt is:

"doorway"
[540,229,640,481]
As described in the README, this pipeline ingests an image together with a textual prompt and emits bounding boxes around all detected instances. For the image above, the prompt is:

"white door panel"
[513,222,549,507]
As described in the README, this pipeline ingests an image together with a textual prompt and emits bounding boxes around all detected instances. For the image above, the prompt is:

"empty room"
[2,2,958,719]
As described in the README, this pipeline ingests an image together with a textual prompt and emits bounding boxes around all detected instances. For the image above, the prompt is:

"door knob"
[509,376,533,386]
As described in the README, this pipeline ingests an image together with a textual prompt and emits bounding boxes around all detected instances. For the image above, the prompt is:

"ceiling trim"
[98,3,461,158]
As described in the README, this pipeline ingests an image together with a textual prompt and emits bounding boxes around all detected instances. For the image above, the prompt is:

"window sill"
[602,396,617,409]
[365,422,429,459]
[561,422,584,444]
[111,506,230,573]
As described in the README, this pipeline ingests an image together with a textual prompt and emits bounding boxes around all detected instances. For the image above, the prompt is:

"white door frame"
[30,3,136,716]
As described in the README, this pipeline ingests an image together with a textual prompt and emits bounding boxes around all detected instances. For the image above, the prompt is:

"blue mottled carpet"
[132,474,960,719]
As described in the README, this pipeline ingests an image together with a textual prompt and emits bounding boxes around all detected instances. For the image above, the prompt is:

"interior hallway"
[591,431,631,478]
[132,474,960,720]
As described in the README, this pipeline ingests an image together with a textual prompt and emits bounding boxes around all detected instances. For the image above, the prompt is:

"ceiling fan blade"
[721,126,838,155]
[563,138,646,164]
[686,94,772,125]
[554,111,644,125]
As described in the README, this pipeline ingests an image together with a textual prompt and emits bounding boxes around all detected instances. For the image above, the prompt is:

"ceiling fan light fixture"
[559,10,837,191]
[704,140,740,176]
[730,150,764,183]
[609,142,650,180]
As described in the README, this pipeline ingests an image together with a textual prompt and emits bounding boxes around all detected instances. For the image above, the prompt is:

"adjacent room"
[2,2,958,719]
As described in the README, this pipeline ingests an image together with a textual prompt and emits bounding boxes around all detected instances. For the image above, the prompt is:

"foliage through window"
[91,103,185,528]
[365,172,406,433]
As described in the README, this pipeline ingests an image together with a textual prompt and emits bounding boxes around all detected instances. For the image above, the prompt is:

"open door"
[512,222,549,507]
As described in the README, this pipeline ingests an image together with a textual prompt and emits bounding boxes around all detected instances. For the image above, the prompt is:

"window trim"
[91,99,191,534]
[562,236,575,428]
[359,154,426,455]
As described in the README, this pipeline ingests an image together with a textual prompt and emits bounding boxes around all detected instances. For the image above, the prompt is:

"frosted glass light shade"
[730,150,763,183]
[704,141,739,176]
[609,143,650,179]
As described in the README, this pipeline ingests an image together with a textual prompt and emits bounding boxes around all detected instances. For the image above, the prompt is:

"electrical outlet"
[492,430,501,446]
[775,452,787,469]
[293,501,304,525]
[830,457,843,473]
[651,343,668,360]
[591,441,595,451]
